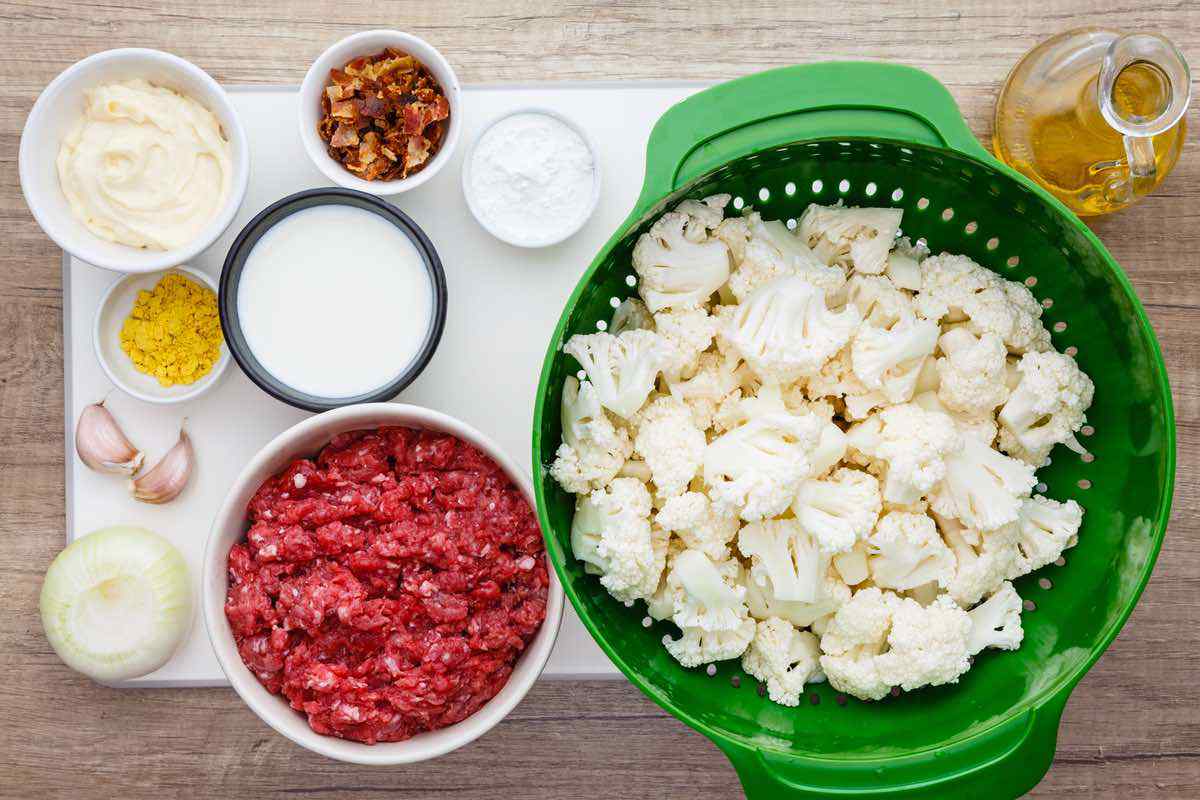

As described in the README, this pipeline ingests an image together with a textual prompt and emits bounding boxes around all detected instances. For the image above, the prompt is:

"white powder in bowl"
[466,112,597,247]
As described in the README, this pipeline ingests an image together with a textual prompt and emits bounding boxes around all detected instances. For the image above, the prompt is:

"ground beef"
[225,426,548,744]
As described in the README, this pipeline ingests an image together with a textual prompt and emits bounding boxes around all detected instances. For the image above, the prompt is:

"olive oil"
[993,29,1188,216]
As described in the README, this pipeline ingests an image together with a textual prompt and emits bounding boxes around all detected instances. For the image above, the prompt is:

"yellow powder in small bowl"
[120,273,223,387]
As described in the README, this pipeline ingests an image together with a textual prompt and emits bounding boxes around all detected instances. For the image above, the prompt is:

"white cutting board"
[63,81,706,686]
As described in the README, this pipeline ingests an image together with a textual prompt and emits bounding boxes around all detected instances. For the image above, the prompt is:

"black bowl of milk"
[219,188,447,412]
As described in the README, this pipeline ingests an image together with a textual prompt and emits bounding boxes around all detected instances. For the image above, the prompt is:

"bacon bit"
[318,48,451,181]
[330,124,359,148]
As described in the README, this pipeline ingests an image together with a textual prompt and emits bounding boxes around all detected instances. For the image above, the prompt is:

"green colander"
[531,62,1175,799]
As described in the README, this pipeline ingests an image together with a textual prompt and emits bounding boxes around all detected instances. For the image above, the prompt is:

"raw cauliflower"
[549,376,632,494]
[552,200,1093,705]
[867,511,955,592]
[564,329,671,419]
[792,467,882,554]
[847,404,962,505]
[725,275,860,383]
[998,350,1094,465]
[632,395,705,498]
[703,410,824,521]
[741,618,823,706]
[819,588,971,700]
[798,203,902,274]
[570,478,665,603]
[632,209,731,312]
[655,491,740,559]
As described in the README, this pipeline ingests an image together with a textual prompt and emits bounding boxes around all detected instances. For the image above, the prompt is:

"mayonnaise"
[56,79,232,250]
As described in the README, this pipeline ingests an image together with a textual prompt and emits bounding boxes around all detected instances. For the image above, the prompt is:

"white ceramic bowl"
[461,107,602,248]
[94,265,230,404]
[298,30,462,196]
[202,403,564,765]
[19,48,250,274]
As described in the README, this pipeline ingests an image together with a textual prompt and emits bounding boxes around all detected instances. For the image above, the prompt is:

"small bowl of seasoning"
[219,188,447,412]
[462,108,600,248]
[94,265,230,404]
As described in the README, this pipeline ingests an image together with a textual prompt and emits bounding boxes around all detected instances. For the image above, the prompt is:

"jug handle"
[632,62,992,221]
[714,686,1072,800]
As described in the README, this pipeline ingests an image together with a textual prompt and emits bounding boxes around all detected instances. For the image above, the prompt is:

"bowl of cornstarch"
[462,108,600,248]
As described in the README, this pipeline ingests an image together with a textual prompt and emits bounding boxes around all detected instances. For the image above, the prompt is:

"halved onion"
[40,526,191,682]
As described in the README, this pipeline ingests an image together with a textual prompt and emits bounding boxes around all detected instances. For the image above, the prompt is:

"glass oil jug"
[993,28,1190,216]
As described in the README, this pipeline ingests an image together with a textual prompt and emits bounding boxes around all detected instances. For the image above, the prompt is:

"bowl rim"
[201,402,564,765]
[297,29,462,196]
[217,188,448,412]
[92,265,230,404]
[460,106,602,248]
[18,47,250,274]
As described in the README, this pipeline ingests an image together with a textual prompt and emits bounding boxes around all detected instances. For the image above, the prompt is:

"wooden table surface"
[3,1,1197,797]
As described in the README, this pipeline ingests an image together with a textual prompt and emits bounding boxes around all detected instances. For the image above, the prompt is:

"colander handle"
[714,690,1070,799]
[633,61,991,218]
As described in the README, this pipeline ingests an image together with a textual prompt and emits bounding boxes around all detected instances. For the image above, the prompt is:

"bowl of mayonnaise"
[19,48,250,274]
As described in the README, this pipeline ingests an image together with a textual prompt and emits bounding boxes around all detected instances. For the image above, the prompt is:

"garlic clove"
[130,428,193,504]
[76,401,144,476]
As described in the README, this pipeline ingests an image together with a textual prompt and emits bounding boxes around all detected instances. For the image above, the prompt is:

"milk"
[236,204,434,399]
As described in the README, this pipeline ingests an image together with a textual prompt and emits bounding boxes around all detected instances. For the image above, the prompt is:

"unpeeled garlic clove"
[76,401,144,476]
[130,428,193,504]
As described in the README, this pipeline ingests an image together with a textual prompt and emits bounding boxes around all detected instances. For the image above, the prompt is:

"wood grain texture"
[1,1,1198,797]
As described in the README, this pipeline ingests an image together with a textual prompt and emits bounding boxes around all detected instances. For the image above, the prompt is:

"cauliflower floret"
[741,618,823,706]
[936,513,1022,607]
[817,586,901,700]
[1009,495,1084,577]
[666,351,740,430]
[632,395,706,497]
[851,313,940,395]
[570,478,664,603]
[674,194,728,241]
[846,404,962,504]
[549,376,633,494]
[916,254,1051,354]
[665,617,756,668]
[714,215,751,266]
[654,306,718,378]
[845,274,912,329]
[792,467,882,554]
[632,211,731,312]
[798,203,902,274]
[727,214,846,302]
[739,518,826,604]
[912,390,998,446]
[564,329,671,419]
[876,594,972,692]
[805,347,888,420]
[885,238,926,291]
[726,275,861,383]
[661,548,748,632]
[936,327,1010,416]
[998,351,1095,466]
[655,491,739,559]
[820,587,972,701]
[931,437,1036,532]
[867,511,955,591]
[704,410,824,521]
[967,581,1025,655]
[741,562,852,627]
[610,297,655,336]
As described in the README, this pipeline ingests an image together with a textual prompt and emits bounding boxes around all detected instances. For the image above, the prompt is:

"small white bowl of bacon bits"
[202,403,562,765]
[298,30,462,196]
